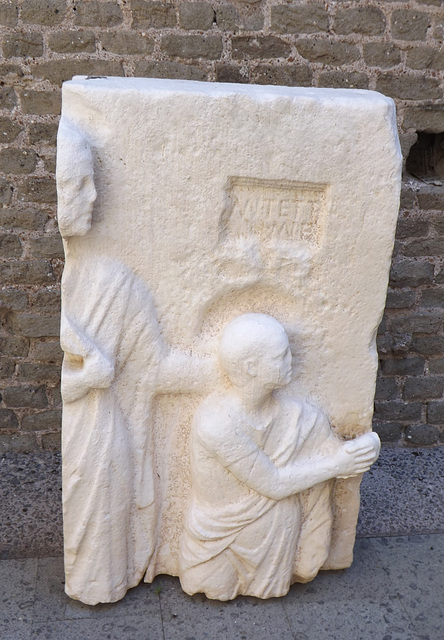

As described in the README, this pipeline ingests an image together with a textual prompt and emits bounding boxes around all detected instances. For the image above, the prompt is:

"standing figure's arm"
[157,350,221,394]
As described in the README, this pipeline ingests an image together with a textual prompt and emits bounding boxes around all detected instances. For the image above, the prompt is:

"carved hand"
[335,432,380,479]
[62,348,115,403]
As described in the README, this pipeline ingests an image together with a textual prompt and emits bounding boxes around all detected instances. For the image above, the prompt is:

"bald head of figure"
[219,313,292,389]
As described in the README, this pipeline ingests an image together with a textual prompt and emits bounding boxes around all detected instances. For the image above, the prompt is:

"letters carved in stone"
[224,177,328,248]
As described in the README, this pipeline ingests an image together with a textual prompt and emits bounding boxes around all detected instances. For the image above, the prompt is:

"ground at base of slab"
[1,534,442,640]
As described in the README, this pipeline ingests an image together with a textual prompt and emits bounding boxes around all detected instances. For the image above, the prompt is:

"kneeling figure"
[179,313,380,600]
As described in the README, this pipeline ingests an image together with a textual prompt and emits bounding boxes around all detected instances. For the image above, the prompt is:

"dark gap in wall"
[406,132,444,181]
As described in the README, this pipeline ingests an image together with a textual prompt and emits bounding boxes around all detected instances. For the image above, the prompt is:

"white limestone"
[179,313,380,600]
[58,77,401,605]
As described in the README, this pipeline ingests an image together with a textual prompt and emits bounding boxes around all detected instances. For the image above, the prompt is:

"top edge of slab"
[64,76,393,109]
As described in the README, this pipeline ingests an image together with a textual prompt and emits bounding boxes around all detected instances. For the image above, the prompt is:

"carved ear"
[245,358,258,377]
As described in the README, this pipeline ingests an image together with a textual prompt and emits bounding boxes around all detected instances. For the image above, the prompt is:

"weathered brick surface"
[411,336,444,356]
[232,36,290,60]
[216,63,248,84]
[0,117,22,142]
[391,10,431,40]
[297,39,359,65]
[429,359,444,375]
[396,216,429,239]
[0,207,48,231]
[179,3,214,31]
[162,34,223,60]
[428,401,444,423]
[20,0,66,26]
[318,71,368,90]
[0,178,13,204]
[2,385,48,409]
[74,1,123,27]
[404,107,444,133]
[16,363,61,383]
[417,186,444,210]
[372,421,403,443]
[0,289,27,312]
[375,377,399,401]
[0,149,37,175]
[421,289,444,307]
[8,313,59,338]
[405,424,440,445]
[406,46,444,70]
[0,260,55,285]
[376,75,441,101]
[19,90,61,116]
[0,357,15,379]
[48,30,96,54]
[363,42,401,68]
[17,178,57,204]
[41,430,61,450]
[214,6,239,33]
[334,7,386,36]
[132,1,176,28]
[29,235,63,259]
[381,358,425,376]
[0,335,29,357]
[134,59,208,81]
[28,122,58,146]
[389,260,434,287]
[21,409,61,432]
[374,401,422,422]
[0,408,18,430]
[0,432,37,453]
[2,32,43,58]
[29,289,61,313]
[0,63,23,80]
[100,31,154,55]
[271,4,328,34]
[385,290,415,309]
[0,2,18,27]
[0,0,443,451]
[32,341,63,364]
[251,64,312,87]
[404,377,444,401]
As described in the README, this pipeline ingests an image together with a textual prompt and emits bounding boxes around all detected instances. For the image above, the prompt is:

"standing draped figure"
[61,257,165,604]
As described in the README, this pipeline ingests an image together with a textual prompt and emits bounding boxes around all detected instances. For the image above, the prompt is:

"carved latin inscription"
[222,178,328,247]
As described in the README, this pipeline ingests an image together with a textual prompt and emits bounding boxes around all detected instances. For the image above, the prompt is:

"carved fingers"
[336,431,380,479]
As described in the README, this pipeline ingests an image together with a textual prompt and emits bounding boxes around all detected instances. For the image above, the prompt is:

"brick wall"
[0,0,443,452]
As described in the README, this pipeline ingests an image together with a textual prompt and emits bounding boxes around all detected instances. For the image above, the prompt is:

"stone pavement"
[1,445,444,639]
[1,533,443,640]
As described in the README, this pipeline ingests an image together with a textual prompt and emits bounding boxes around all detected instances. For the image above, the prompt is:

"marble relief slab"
[57,78,401,604]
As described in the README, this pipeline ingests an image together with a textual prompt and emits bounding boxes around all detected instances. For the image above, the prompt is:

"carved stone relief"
[58,78,401,604]
[179,313,379,600]
[221,177,328,247]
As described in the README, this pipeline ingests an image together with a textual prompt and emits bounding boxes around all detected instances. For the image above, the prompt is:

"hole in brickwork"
[406,131,444,181]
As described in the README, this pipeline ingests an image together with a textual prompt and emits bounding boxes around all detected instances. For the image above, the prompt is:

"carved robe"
[179,394,335,600]
[61,257,164,605]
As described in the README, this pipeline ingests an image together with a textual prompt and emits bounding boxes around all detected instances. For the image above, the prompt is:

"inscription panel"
[223,178,328,247]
